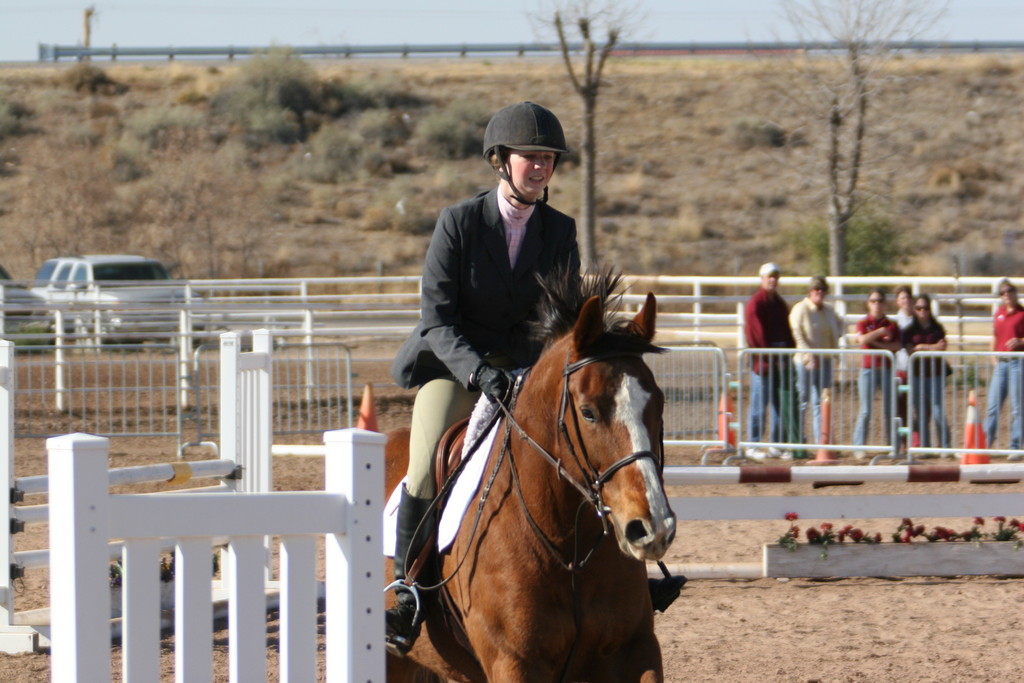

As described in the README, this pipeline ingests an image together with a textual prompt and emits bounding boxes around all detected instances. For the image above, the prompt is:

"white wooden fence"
[48,428,385,683]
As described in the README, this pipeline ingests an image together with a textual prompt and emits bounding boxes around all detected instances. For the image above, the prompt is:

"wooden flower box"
[763,542,1024,578]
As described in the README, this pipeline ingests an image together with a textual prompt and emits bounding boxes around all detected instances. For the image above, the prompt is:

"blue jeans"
[984,358,1023,449]
[911,374,951,449]
[853,367,893,446]
[796,358,833,443]
[748,364,800,445]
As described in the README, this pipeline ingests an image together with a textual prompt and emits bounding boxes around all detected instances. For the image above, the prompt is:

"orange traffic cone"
[357,383,379,432]
[717,390,736,447]
[961,389,988,464]
[814,388,838,462]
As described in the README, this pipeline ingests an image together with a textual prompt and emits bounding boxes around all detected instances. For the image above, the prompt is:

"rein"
[504,348,663,545]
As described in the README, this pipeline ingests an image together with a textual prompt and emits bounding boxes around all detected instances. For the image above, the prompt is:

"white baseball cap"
[759,262,781,277]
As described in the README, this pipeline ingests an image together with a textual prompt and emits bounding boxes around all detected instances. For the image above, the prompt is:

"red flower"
[850,528,864,542]
[806,527,821,541]
[821,522,834,531]
[1011,519,1021,529]
[973,517,985,526]
[785,512,799,521]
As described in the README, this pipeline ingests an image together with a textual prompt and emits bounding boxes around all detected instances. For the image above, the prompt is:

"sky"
[1,1,1021,63]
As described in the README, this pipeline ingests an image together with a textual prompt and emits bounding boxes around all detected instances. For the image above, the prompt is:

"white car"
[31,255,186,341]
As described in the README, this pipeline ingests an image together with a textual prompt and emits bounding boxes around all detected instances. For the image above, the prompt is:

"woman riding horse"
[387,101,580,655]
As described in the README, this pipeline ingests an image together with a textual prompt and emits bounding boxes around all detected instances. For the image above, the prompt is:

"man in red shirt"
[744,262,800,459]
[984,279,1024,460]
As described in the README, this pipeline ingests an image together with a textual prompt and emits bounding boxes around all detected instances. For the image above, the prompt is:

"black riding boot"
[385,485,434,657]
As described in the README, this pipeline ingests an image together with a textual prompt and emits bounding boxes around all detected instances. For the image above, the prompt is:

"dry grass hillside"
[0,52,1021,281]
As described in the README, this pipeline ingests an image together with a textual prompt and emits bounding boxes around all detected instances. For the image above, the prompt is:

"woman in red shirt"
[853,289,901,456]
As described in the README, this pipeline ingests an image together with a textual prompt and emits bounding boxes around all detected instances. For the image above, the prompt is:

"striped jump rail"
[663,464,1024,486]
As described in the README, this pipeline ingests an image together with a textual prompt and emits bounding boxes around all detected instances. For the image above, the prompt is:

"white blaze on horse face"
[613,374,674,536]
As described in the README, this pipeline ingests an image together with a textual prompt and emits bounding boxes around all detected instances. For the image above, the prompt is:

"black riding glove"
[474,363,514,407]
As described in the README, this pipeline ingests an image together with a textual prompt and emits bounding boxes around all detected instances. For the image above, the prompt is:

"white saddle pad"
[382,396,501,556]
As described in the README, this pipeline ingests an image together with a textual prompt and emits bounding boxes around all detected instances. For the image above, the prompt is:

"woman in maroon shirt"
[852,289,901,455]
[902,293,950,450]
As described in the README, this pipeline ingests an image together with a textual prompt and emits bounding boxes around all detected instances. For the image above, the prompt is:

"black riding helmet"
[483,102,568,205]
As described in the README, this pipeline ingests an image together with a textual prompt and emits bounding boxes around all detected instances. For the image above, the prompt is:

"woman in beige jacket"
[789,275,844,443]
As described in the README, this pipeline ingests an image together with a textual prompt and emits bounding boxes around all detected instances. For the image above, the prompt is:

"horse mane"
[531,265,665,357]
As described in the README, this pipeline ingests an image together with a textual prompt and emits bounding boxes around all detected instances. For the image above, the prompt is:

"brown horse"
[384,272,676,683]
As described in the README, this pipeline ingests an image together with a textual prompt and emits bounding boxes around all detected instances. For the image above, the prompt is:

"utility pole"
[83,6,96,61]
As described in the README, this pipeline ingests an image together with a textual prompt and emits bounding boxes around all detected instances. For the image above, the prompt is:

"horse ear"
[629,292,657,342]
[573,295,605,354]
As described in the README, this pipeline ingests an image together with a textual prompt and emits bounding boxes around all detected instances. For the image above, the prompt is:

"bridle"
[497,348,664,572]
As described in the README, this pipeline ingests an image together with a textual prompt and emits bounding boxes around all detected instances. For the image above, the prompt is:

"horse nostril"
[624,519,653,546]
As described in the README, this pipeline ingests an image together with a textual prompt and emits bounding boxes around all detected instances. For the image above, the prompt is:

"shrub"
[124,106,204,149]
[211,49,317,144]
[729,116,786,149]
[62,63,124,94]
[297,124,366,182]
[319,75,425,116]
[790,204,906,276]
[414,100,490,159]
[237,49,318,114]
[106,136,148,182]
[0,95,31,141]
[354,109,412,148]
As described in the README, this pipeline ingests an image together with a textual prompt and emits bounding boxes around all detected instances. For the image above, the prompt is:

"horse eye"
[580,406,597,423]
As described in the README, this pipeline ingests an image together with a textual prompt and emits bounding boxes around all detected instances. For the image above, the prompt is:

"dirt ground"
[2,377,1023,681]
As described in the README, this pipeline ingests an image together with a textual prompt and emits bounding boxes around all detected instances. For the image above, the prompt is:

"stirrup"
[384,580,423,657]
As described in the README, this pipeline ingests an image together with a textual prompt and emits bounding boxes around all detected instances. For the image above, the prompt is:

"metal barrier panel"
[736,348,898,459]
[191,339,354,449]
[649,345,727,450]
[905,350,1024,460]
[13,344,182,441]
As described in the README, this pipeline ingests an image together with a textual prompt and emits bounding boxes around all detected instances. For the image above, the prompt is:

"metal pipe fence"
[2,273,1019,349]
[648,346,728,451]
[734,348,900,461]
[8,339,354,450]
[904,351,1024,461]
[12,344,182,440]
[187,339,354,453]
[5,330,1024,464]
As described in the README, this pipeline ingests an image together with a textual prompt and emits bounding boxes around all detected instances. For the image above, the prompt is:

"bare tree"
[542,1,639,268]
[779,0,947,275]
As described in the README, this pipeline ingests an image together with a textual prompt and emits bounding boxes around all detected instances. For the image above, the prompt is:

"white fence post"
[0,341,13,628]
[47,433,112,682]
[325,428,386,682]
[219,330,273,495]
[219,331,240,487]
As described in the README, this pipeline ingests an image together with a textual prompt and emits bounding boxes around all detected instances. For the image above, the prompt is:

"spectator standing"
[984,278,1024,461]
[852,289,901,458]
[903,293,951,451]
[893,285,916,450]
[745,262,800,459]
[789,275,844,443]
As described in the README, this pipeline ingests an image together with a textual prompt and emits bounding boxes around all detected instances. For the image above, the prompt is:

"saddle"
[403,417,471,583]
